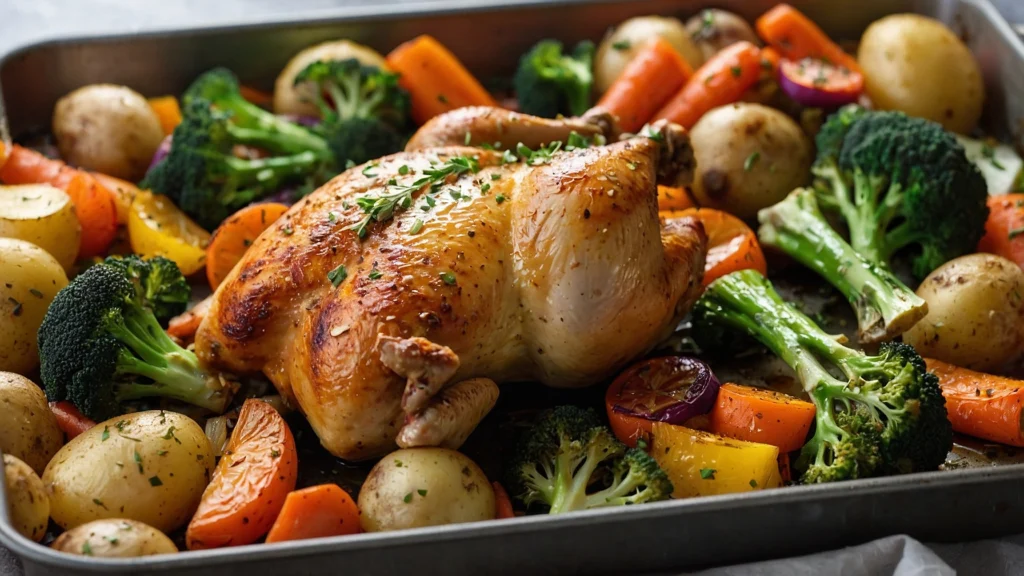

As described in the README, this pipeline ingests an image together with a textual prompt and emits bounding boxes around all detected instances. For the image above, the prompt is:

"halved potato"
[0,184,81,271]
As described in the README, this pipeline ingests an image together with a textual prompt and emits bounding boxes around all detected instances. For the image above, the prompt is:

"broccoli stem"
[110,306,229,414]
[224,123,327,158]
[549,441,604,514]
[221,150,322,189]
[758,188,927,342]
[216,94,331,158]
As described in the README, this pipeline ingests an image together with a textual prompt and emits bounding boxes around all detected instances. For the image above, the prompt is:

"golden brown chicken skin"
[195,111,706,461]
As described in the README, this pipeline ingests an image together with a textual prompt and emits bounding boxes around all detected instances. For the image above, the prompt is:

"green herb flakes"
[699,468,716,480]
[328,264,348,287]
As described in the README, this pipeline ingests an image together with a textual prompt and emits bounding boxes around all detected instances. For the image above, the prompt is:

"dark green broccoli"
[293,59,410,167]
[103,255,189,323]
[812,106,988,280]
[759,188,927,343]
[183,67,332,158]
[38,259,232,422]
[693,269,952,484]
[514,40,595,118]
[506,406,672,514]
[141,98,328,230]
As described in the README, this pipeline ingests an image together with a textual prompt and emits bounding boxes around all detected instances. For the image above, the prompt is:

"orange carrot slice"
[708,383,816,453]
[264,484,360,543]
[206,203,289,290]
[927,358,1024,447]
[662,207,767,286]
[755,4,862,74]
[596,38,693,133]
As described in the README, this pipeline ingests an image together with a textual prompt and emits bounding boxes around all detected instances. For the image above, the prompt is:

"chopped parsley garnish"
[8,297,22,317]
[730,65,742,78]
[93,498,107,509]
[500,149,518,164]
[437,94,449,104]
[481,183,491,193]
[417,489,428,497]
[398,164,410,175]
[327,264,348,287]
[699,468,716,480]
[1008,226,1024,241]
[495,194,506,204]
[491,173,502,181]
[162,426,181,444]
[517,141,562,166]
[744,151,761,172]
[749,479,758,488]
[627,162,637,171]
[440,271,457,286]
[101,426,110,442]
[345,159,356,170]
[403,492,413,503]
[148,476,163,487]
[368,269,382,280]
[464,131,472,145]
[134,449,143,474]
[982,143,1006,170]
[328,211,337,223]
[28,288,43,298]
[611,40,631,51]
[82,541,93,555]
[270,449,281,459]
[409,219,424,235]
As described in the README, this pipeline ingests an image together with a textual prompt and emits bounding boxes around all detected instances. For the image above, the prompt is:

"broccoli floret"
[38,259,232,422]
[293,59,410,167]
[141,98,328,230]
[514,40,595,118]
[103,255,189,323]
[813,106,989,280]
[759,188,927,343]
[506,406,672,514]
[184,67,332,158]
[693,269,952,484]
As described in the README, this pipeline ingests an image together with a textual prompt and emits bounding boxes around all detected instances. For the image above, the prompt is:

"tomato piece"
[186,399,298,550]
[605,356,721,448]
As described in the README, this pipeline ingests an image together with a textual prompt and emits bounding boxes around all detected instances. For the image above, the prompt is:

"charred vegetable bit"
[294,58,411,167]
[759,188,927,343]
[812,105,988,280]
[693,269,952,484]
[38,257,232,422]
[142,97,329,230]
[506,406,673,514]
[515,40,596,118]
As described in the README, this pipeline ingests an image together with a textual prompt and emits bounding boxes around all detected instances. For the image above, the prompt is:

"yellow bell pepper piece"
[128,191,210,276]
[651,422,781,498]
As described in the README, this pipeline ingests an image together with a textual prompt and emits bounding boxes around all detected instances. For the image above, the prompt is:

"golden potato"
[52,519,177,557]
[690,103,812,220]
[0,184,81,271]
[3,454,50,542]
[0,372,63,475]
[904,254,1024,371]
[858,14,984,134]
[43,410,214,533]
[53,84,164,181]
[595,16,703,96]
[0,238,69,375]
[685,9,760,63]
[359,448,495,532]
[275,40,388,117]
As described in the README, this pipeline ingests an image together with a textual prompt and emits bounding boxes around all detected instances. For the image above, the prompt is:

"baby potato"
[3,454,50,542]
[0,372,63,475]
[0,238,69,375]
[359,448,495,532]
[685,10,760,63]
[0,184,81,271]
[43,410,214,533]
[689,103,812,220]
[858,14,984,134]
[52,519,177,557]
[53,84,165,181]
[905,254,1024,371]
[595,16,704,96]
[275,40,388,117]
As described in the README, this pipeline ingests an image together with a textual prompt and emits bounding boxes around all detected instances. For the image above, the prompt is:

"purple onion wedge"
[609,356,720,425]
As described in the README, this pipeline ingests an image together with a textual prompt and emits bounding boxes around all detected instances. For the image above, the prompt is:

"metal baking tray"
[2,0,1024,574]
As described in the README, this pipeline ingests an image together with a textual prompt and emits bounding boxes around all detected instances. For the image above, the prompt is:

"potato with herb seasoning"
[905,254,1024,371]
[3,454,50,542]
[0,372,63,475]
[0,184,81,272]
[689,103,811,220]
[43,410,214,533]
[0,238,69,375]
[52,519,177,557]
[685,9,760,63]
[359,448,495,532]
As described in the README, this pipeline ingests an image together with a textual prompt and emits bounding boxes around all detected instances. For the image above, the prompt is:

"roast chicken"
[194,107,708,460]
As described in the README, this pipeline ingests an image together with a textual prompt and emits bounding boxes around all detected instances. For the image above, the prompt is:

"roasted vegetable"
[812,106,988,280]
[693,269,952,483]
[506,406,672,514]
[293,58,410,167]
[37,258,231,421]
[515,40,595,118]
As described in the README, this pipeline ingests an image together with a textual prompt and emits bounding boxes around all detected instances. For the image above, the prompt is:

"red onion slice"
[611,356,720,425]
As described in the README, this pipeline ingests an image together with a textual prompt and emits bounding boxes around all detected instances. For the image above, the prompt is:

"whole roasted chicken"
[195,107,707,460]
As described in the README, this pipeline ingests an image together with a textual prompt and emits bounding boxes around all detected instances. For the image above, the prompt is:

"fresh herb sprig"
[348,155,481,238]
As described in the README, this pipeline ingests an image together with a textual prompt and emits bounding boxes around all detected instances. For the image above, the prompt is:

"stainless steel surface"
[2,1,1024,575]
